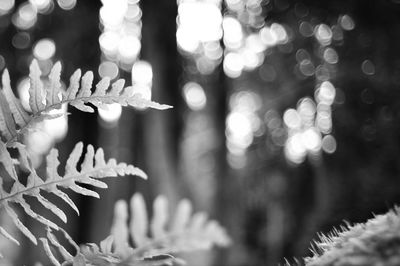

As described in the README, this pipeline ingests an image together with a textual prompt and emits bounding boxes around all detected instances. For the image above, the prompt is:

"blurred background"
[1,0,400,265]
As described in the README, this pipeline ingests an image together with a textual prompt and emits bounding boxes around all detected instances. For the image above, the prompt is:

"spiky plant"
[304,207,400,266]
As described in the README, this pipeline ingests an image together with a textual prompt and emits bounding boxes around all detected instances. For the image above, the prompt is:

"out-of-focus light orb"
[12,32,31,49]
[316,114,332,134]
[176,27,199,53]
[99,1,128,28]
[297,97,316,124]
[361,59,375,75]
[0,0,15,15]
[317,102,331,116]
[317,81,336,105]
[122,21,141,36]
[332,25,343,42]
[340,14,355,31]
[315,24,332,46]
[125,3,141,21]
[301,127,322,152]
[118,35,140,63]
[283,109,301,129]
[12,3,37,30]
[285,133,307,164]
[57,0,77,10]
[98,61,119,79]
[230,90,261,112]
[322,134,337,153]
[225,0,243,12]
[99,31,120,56]
[271,128,286,146]
[43,104,68,141]
[33,38,56,60]
[323,48,338,64]
[271,23,288,43]
[98,103,122,124]
[196,56,216,75]
[29,0,51,13]
[295,49,310,62]
[260,26,278,46]
[132,84,151,101]
[226,111,253,150]
[178,2,222,43]
[299,21,314,37]
[226,112,252,139]
[183,82,207,111]
[132,60,152,85]
[223,16,243,49]
[241,49,263,70]
[245,34,266,53]
[204,41,223,60]
[227,153,247,169]
[265,109,280,124]
[225,0,242,6]
[17,77,31,111]
[299,59,315,76]
[223,52,243,78]
[315,65,330,81]
[26,130,53,155]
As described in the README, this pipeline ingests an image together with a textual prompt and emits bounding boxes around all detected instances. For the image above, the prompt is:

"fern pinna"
[0,60,170,261]
[0,60,170,146]
[70,194,231,266]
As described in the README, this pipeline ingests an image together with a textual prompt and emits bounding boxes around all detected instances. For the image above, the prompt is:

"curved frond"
[64,194,230,266]
[0,60,172,145]
[110,193,231,260]
[42,228,180,266]
[0,142,147,248]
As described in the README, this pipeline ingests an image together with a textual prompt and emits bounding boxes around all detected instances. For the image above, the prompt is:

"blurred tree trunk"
[140,0,182,204]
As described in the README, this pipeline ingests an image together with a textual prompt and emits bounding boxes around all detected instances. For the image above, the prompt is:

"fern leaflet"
[51,193,229,266]
[0,142,147,253]
[0,60,172,145]
[104,193,230,260]
[39,228,180,266]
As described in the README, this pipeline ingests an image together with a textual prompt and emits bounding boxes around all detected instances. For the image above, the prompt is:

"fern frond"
[42,229,180,266]
[79,242,179,266]
[29,60,46,114]
[66,194,230,266]
[0,90,17,141]
[0,60,171,145]
[1,70,30,129]
[0,142,147,248]
[111,193,231,259]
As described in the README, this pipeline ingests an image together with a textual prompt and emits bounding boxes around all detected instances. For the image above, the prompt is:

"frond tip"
[0,142,147,249]
[0,59,172,144]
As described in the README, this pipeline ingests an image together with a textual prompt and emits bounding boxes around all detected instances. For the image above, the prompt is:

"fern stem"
[0,165,118,203]
[131,233,189,258]
[5,95,122,147]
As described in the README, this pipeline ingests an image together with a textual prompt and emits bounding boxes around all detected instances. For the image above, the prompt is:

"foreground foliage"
[0,61,230,265]
[303,207,400,266]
